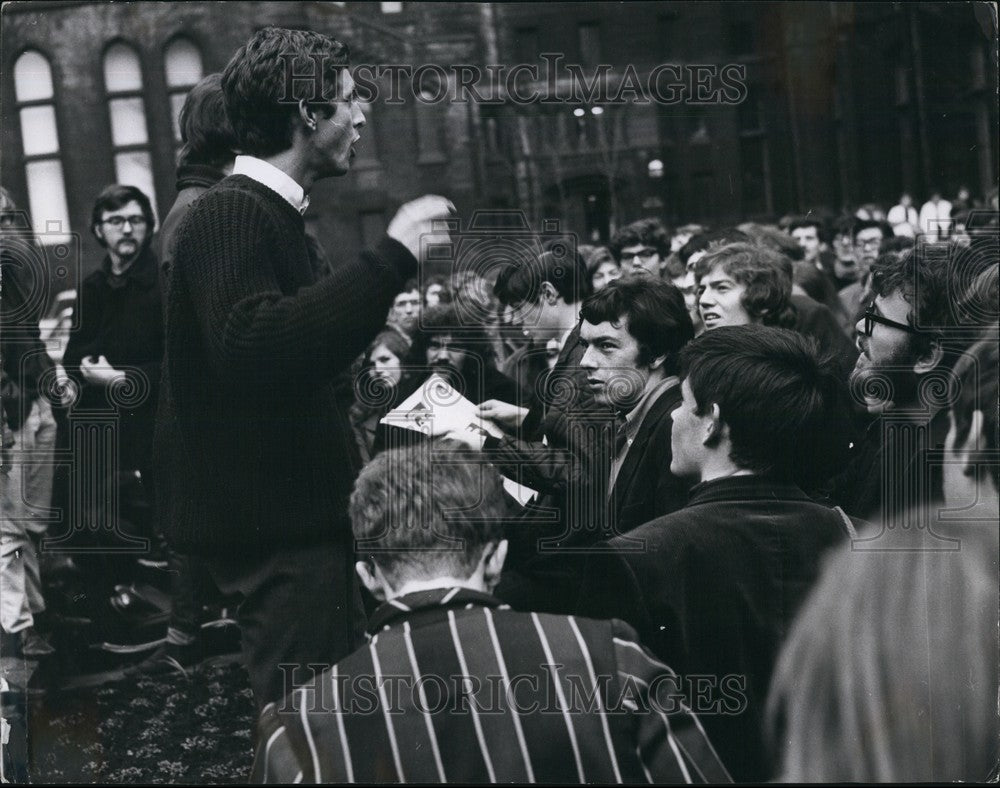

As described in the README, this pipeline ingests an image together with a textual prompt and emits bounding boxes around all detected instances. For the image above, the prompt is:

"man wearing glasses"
[833,245,992,523]
[838,219,886,325]
[61,183,164,568]
[609,218,670,278]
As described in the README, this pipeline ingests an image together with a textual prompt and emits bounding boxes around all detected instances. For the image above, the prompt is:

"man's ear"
[482,539,508,591]
[704,402,724,446]
[298,98,318,132]
[648,353,667,371]
[914,339,945,375]
[540,281,560,305]
[93,224,105,244]
[355,560,387,602]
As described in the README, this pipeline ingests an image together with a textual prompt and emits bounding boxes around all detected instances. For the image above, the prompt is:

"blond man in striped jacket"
[251,442,730,784]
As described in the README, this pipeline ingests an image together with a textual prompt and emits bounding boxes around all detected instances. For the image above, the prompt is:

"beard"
[850,341,922,411]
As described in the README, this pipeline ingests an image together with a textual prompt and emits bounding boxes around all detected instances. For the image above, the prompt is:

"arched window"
[164,37,204,149]
[103,42,157,216]
[13,50,71,243]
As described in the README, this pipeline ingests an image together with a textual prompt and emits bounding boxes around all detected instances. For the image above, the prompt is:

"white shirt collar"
[233,155,310,214]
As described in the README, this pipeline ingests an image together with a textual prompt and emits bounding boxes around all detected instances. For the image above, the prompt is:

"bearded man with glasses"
[832,243,997,524]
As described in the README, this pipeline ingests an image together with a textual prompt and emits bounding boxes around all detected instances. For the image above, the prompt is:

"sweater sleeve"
[175,189,416,380]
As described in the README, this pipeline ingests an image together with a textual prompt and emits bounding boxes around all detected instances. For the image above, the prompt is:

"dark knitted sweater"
[154,175,416,556]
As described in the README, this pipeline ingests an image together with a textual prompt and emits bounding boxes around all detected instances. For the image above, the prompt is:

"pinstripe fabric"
[252,587,730,784]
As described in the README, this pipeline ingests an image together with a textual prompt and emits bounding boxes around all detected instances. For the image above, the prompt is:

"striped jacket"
[251,587,731,784]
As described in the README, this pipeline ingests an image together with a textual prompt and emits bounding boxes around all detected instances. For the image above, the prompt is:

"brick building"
[2,1,995,286]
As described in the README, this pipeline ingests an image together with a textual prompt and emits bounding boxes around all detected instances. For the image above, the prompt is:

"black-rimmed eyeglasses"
[861,304,925,337]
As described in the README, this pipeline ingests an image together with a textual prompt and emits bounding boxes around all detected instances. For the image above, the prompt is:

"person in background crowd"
[787,216,840,286]
[405,302,522,405]
[609,217,669,278]
[838,218,888,323]
[252,442,731,784]
[578,278,694,534]
[663,251,703,336]
[578,326,858,783]
[833,246,997,524]
[387,278,422,338]
[919,188,952,242]
[348,329,412,464]
[422,274,450,308]
[0,187,58,660]
[154,26,453,709]
[670,222,704,253]
[579,243,621,291]
[887,191,920,237]
[62,184,163,569]
[694,242,796,331]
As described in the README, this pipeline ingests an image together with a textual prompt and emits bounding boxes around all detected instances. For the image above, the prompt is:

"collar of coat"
[367,586,509,636]
[685,474,811,507]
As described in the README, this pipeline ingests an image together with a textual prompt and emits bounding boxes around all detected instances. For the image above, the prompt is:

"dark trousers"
[205,543,366,710]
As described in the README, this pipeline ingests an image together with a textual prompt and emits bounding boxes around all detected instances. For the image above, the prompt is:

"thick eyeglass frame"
[101,215,148,228]
[861,303,926,337]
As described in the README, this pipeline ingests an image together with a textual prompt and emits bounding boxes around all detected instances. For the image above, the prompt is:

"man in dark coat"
[154,27,453,709]
[578,278,693,536]
[578,326,859,782]
[252,443,732,784]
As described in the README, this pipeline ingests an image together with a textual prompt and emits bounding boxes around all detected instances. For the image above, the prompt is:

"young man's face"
[591,261,622,291]
[620,244,662,278]
[791,225,822,263]
[699,265,753,329]
[95,199,149,266]
[578,315,649,410]
[425,333,468,372]
[390,290,421,333]
[670,378,709,480]
[424,283,444,308]
[854,227,884,271]
[852,289,922,408]
[313,70,365,177]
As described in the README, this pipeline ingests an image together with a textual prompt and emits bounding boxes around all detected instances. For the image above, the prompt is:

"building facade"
[2,1,995,286]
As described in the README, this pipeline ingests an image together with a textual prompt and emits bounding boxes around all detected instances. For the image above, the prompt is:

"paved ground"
[4,653,256,783]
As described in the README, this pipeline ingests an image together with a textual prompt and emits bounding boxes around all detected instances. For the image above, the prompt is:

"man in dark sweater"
[577,327,859,782]
[154,27,452,709]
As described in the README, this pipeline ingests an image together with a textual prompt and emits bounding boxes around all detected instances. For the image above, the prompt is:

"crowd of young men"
[2,23,996,785]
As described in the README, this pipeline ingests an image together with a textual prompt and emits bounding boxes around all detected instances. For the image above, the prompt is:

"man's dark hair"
[738,223,805,262]
[178,73,238,170]
[870,246,995,367]
[90,184,156,239]
[493,238,590,307]
[678,227,751,266]
[608,218,669,261]
[579,278,693,373]
[222,27,350,158]
[407,303,496,371]
[880,235,915,255]
[349,442,510,586]
[694,242,796,328]
[787,216,829,243]
[679,325,850,486]
[852,218,888,242]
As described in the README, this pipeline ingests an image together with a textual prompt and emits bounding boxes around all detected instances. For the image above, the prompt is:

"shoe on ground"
[122,640,201,678]
[20,627,55,659]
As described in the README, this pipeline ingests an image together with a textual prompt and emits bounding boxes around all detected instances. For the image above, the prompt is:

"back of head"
[678,227,751,266]
[90,183,156,237]
[579,277,693,373]
[738,222,805,262]
[493,237,590,307]
[608,218,669,261]
[768,536,999,782]
[349,442,510,587]
[178,72,238,169]
[694,242,796,328]
[222,27,350,158]
[679,325,851,486]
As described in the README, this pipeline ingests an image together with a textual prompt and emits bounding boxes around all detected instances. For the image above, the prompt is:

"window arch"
[13,49,71,243]
[102,41,158,216]
[164,37,204,148]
